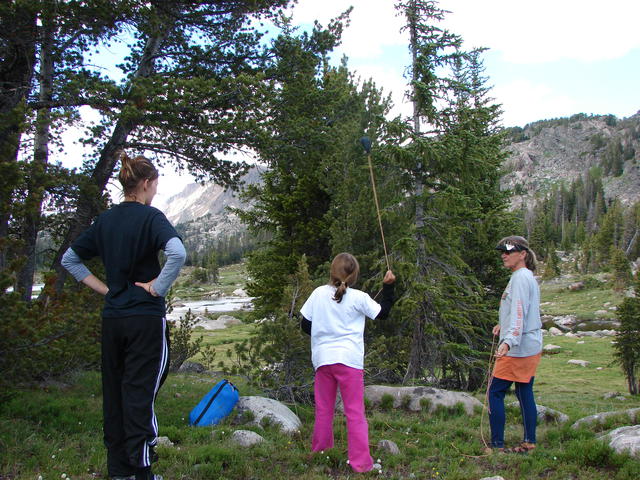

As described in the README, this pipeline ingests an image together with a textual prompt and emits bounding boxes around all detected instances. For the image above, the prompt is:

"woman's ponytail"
[117,151,158,197]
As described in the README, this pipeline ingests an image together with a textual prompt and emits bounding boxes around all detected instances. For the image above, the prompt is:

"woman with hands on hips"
[487,236,542,455]
[61,152,185,480]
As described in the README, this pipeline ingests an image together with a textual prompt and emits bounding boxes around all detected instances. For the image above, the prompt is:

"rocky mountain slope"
[502,112,640,207]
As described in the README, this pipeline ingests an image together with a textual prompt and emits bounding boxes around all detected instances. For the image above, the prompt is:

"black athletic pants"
[101,315,169,477]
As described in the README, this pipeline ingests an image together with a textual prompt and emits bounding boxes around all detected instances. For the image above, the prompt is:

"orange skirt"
[493,353,541,383]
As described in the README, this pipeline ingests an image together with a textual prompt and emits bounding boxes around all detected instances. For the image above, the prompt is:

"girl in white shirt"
[300,253,395,473]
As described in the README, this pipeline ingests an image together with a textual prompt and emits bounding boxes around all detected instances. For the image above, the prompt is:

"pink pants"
[312,363,373,473]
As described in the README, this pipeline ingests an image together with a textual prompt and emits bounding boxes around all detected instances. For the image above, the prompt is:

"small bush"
[169,309,216,372]
[379,393,395,411]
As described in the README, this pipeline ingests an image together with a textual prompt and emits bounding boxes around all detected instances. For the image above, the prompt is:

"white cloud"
[493,79,578,127]
[440,0,640,63]
[293,0,640,64]
[291,0,407,58]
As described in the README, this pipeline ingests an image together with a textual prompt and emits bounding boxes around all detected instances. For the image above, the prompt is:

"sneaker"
[135,468,163,480]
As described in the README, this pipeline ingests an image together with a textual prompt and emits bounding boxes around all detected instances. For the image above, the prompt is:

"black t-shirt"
[71,202,179,318]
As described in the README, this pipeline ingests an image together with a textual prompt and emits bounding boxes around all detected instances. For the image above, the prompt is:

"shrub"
[168,308,216,372]
[379,393,395,411]
[0,271,101,396]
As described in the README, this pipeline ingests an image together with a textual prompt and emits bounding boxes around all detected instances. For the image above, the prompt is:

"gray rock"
[543,344,562,352]
[553,314,577,327]
[362,385,482,415]
[218,314,241,326]
[156,436,174,447]
[231,429,264,447]
[549,327,564,336]
[178,361,207,373]
[568,282,584,291]
[595,310,608,316]
[572,408,640,429]
[235,396,301,434]
[604,392,624,399]
[567,359,590,367]
[377,439,400,455]
[233,288,248,297]
[508,402,569,424]
[598,425,640,457]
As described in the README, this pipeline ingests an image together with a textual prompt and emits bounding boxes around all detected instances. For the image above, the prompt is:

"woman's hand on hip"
[135,279,158,297]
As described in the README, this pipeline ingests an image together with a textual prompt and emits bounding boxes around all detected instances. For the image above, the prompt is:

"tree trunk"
[49,24,172,295]
[15,5,55,301]
[0,6,38,271]
[403,0,429,383]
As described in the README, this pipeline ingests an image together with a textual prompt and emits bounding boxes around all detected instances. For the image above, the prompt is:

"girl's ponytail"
[329,253,360,303]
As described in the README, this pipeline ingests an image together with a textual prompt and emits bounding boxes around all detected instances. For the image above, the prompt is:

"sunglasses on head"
[496,243,527,254]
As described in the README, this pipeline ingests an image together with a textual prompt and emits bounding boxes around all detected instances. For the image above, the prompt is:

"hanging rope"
[480,333,499,452]
[360,136,391,272]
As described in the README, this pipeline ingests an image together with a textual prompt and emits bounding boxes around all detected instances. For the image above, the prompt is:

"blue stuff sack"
[189,379,239,427]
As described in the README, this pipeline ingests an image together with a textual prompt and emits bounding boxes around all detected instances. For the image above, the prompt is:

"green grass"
[2,336,640,480]
[190,322,258,368]
[4,266,639,479]
[171,263,250,300]
[540,274,624,320]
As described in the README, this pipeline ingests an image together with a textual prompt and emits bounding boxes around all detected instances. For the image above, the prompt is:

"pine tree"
[386,0,512,388]
[611,247,631,291]
[613,277,640,395]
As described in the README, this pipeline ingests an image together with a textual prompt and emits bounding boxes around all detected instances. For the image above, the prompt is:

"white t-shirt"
[300,284,382,370]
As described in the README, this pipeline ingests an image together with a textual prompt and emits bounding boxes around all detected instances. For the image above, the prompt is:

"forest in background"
[1,0,638,400]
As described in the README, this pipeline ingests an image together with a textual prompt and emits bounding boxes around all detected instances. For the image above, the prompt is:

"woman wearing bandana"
[487,236,543,454]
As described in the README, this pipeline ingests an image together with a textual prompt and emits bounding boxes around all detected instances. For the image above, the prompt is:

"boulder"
[595,310,608,316]
[156,436,174,447]
[235,396,301,434]
[218,314,241,326]
[603,392,624,399]
[377,439,400,455]
[178,361,207,373]
[549,327,564,336]
[543,344,562,352]
[508,402,569,424]
[572,408,640,429]
[231,430,265,447]
[362,385,482,415]
[233,288,248,297]
[567,359,590,367]
[598,425,640,457]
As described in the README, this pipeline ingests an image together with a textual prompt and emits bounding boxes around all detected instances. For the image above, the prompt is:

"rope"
[367,153,391,272]
[480,333,499,451]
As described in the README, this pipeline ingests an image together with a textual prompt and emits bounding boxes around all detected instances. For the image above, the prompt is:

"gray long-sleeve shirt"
[61,236,186,297]
[498,267,543,357]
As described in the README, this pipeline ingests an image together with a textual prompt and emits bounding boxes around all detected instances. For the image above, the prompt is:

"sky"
[290,0,640,127]
[60,0,640,205]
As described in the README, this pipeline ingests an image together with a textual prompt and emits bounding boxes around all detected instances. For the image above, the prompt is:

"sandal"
[505,442,536,454]
[483,446,505,455]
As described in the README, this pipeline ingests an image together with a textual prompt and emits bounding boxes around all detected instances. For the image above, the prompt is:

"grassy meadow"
[2,266,640,479]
